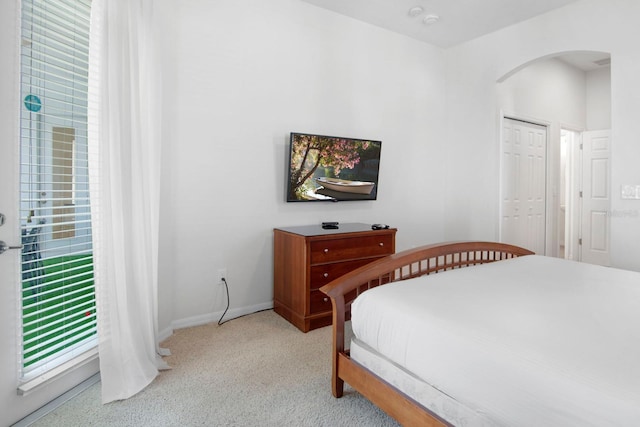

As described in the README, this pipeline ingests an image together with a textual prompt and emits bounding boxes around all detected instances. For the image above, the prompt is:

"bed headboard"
[321,241,534,307]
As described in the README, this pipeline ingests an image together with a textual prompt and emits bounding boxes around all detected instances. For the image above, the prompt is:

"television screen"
[287,132,382,202]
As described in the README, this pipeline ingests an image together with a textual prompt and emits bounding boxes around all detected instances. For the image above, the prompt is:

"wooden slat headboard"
[321,241,534,310]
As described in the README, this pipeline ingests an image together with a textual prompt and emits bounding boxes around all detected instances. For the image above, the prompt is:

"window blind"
[19,0,96,379]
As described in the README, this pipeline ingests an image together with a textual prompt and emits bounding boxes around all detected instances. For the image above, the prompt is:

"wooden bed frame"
[319,241,534,426]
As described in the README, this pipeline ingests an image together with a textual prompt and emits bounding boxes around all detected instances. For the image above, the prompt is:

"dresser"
[273,223,396,332]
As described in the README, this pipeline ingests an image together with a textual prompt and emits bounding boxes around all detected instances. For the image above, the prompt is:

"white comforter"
[351,255,640,427]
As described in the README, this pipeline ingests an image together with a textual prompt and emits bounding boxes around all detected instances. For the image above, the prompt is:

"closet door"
[500,118,547,255]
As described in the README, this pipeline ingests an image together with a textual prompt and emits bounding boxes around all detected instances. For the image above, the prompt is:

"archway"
[497,51,611,264]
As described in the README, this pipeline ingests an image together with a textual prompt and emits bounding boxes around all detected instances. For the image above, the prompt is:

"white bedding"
[351,255,640,427]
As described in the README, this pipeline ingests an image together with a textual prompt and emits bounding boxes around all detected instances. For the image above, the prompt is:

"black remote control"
[371,224,389,230]
[322,222,339,229]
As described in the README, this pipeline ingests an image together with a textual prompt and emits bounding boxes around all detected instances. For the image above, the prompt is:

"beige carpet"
[31,310,399,426]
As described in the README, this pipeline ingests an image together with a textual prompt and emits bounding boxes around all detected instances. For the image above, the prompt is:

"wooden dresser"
[273,223,396,332]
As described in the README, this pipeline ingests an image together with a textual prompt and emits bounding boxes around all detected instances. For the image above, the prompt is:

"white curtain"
[88,0,169,404]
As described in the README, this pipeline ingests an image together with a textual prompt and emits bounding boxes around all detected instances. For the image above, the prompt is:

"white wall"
[497,58,587,129]
[586,67,612,130]
[156,0,180,343]
[158,0,447,333]
[444,0,640,271]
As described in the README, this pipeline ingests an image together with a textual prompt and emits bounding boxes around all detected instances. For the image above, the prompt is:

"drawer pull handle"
[323,297,328,302]
[379,242,384,247]
[323,273,329,278]
[323,248,329,253]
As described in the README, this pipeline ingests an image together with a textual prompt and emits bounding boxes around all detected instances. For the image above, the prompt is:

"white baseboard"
[159,302,274,341]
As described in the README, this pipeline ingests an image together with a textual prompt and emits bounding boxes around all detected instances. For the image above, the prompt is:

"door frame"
[560,126,584,261]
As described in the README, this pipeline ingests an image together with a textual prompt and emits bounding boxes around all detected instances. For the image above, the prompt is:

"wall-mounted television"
[287,132,382,202]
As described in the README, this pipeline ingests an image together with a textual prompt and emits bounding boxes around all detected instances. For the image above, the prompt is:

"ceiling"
[299,0,582,48]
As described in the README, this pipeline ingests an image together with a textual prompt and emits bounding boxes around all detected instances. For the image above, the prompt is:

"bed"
[319,241,640,426]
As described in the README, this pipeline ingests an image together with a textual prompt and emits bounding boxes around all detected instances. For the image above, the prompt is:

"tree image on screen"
[288,134,378,201]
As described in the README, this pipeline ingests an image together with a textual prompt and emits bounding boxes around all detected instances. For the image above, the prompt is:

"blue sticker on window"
[24,94,42,112]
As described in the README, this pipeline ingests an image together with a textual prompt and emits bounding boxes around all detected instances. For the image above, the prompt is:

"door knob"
[0,241,23,255]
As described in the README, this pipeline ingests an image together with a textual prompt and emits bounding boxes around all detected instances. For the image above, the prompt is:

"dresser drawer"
[313,284,387,317]
[310,234,393,264]
[310,258,380,289]
[309,289,333,314]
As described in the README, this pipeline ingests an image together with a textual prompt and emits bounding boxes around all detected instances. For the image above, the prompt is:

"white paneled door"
[580,130,611,266]
[501,118,547,254]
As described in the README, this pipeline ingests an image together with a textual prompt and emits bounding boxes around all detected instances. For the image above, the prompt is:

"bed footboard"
[319,241,534,425]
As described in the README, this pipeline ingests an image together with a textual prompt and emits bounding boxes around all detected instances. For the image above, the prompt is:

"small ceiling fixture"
[423,14,440,25]
[408,6,424,17]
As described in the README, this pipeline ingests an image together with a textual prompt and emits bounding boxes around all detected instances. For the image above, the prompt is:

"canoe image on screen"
[287,132,382,202]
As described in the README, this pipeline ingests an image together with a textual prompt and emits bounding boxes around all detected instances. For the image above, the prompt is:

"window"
[20,0,95,382]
